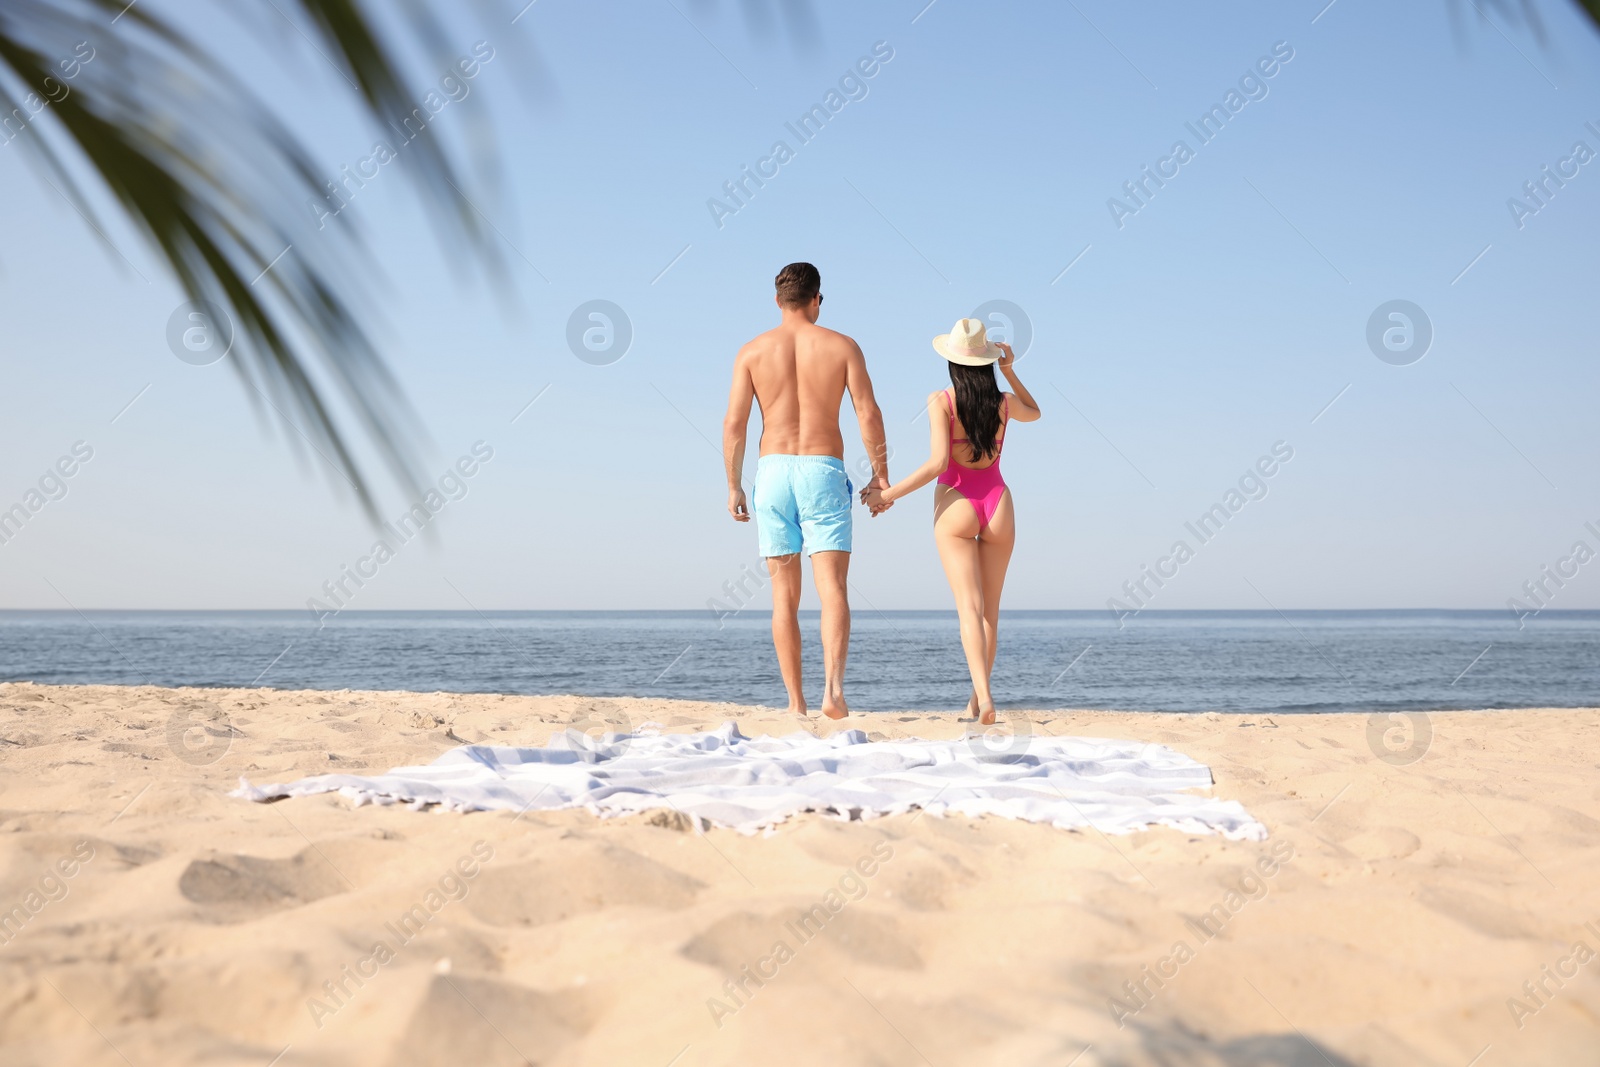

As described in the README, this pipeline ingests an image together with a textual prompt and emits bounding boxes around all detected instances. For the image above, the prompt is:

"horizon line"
[0,607,1578,616]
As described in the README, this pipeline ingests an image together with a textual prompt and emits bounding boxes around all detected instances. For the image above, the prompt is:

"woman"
[860,319,1041,725]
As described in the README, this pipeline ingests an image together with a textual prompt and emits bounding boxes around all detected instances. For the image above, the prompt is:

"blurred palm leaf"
[0,0,512,518]
[1462,0,1600,38]
[1567,0,1600,27]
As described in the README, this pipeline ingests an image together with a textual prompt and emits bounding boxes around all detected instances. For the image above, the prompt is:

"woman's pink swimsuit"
[937,388,1009,528]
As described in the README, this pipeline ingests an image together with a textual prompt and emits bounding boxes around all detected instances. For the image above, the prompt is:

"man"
[723,263,889,719]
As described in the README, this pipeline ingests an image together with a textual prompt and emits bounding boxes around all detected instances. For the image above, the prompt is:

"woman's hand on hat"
[996,342,1016,370]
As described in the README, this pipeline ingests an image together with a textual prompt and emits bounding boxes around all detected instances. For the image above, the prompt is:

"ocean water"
[1,609,1596,714]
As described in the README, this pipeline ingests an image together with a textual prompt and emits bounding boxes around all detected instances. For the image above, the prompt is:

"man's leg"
[810,550,850,719]
[766,553,805,715]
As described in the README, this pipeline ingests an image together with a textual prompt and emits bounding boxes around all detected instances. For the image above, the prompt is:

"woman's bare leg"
[766,553,805,715]
[973,492,1016,724]
[933,487,994,720]
[964,616,1001,717]
[960,493,1015,720]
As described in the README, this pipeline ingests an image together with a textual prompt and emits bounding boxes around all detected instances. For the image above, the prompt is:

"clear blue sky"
[3,0,1599,615]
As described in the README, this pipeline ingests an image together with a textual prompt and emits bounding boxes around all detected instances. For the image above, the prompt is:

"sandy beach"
[0,681,1596,1066]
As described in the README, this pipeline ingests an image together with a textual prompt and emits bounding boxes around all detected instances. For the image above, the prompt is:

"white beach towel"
[231,722,1267,840]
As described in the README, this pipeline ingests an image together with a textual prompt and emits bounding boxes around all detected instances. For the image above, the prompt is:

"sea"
[1,609,1596,714]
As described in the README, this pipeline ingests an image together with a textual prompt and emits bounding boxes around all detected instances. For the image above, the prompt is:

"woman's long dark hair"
[947,361,1004,461]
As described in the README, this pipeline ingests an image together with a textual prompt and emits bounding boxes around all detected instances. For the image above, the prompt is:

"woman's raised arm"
[997,343,1041,422]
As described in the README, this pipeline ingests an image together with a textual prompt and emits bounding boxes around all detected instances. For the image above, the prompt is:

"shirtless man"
[723,262,890,719]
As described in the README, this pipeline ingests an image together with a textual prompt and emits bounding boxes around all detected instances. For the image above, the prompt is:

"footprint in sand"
[787,826,976,913]
[1418,886,1545,941]
[466,843,702,928]
[1339,826,1420,862]
[178,846,347,923]
[682,908,922,971]
[387,974,594,1067]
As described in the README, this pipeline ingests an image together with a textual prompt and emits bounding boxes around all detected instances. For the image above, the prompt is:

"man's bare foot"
[785,703,808,717]
[821,695,849,720]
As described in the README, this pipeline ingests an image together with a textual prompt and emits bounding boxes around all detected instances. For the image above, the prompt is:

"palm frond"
[1459,0,1600,37]
[0,0,513,518]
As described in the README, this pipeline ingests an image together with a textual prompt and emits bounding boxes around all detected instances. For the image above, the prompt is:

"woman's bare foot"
[785,702,808,717]
[958,693,979,722]
[979,703,997,726]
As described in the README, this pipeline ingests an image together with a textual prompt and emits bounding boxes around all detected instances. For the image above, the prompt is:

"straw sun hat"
[932,318,1002,366]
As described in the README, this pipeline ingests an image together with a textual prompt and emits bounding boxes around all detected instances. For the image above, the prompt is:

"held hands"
[728,488,750,522]
[859,477,893,517]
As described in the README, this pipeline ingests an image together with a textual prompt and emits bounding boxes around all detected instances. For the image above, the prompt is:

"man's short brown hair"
[775,262,821,308]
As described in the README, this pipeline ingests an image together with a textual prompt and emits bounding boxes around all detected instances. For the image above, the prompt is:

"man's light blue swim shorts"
[753,454,853,557]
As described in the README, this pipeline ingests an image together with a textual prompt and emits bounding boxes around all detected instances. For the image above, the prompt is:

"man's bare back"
[722,284,888,504]
[738,320,861,458]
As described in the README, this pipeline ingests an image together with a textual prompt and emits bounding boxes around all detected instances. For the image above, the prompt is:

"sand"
[0,682,1596,1067]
